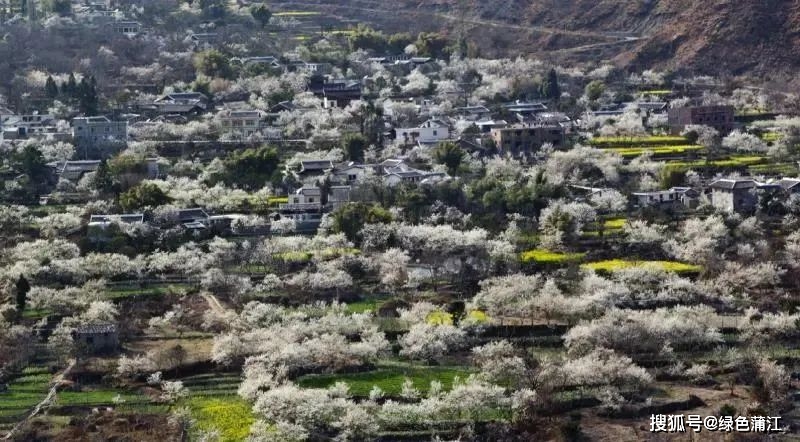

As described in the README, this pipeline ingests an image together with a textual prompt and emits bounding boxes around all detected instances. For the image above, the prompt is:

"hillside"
[275,0,800,77]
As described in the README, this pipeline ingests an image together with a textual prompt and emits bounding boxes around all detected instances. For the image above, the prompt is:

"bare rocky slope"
[277,0,800,77]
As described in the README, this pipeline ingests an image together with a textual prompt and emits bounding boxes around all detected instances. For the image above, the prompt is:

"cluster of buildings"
[0,110,128,157]
[575,177,800,215]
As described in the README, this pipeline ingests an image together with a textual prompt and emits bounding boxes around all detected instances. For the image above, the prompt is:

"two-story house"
[668,105,735,135]
[394,119,451,145]
[220,110,265,136]
[490,124,564,155]
[709,179,758,213]
[72,116,128,155]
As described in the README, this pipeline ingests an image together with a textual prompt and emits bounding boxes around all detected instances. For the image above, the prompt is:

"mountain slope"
[277,0,800,76]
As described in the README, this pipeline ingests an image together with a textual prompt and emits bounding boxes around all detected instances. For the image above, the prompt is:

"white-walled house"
[219,110,265,136]
[394,119,450,145]
[332,163,369,184]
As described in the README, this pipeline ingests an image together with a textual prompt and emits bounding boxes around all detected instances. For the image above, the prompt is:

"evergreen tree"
[343,134,367,163]
[434,141,465,176]
[540,68,560,101]
[15,275,30,313]
[62,73,77,97]
[45,76,59,98]
[94,159,115,194]
[78,76,98,115]
[250,4,271,27]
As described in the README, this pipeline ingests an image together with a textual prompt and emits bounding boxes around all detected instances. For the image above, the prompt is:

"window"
[432,130,437,136]
[308,198,315,203]
[293,198,299,204]
[348,174,357,181]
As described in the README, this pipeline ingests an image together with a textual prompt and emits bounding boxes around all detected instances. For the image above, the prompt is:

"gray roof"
[778,178,800,190]
[709,179,757,190]
[89,214,144,224]
[74,323,116,334]
[300,160,333,171]
[298,186,322,196]
[178,208,209,221]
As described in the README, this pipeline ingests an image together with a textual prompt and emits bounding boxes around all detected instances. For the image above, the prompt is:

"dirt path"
[201,293,227,315]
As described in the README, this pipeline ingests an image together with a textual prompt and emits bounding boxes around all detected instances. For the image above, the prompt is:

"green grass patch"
[760,131,782,142]
[639,90,672,96]
[520,249,585,264]
[105,283,187,300]
[608,145,703,158]
[296,363,474,397]
[22,308,53,319]
[0,367,51,419]
[57,389,154,409]
[275,247,361,263]
[186,396,254,442]
[426,311,454,326]
[603,218,626,230]
[267,196,288,206]
[589,136,687,148]
[582,259,701,275]
[346,298,381,314]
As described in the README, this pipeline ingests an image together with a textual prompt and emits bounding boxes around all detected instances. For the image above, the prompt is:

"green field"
[520,249,585,264]
[57,388,161,412]
[105,283,187,300]
[589,135,687,148]
[181,372,253,442]
[346,298,384,314]
[582,259,701,275]
[609,145,703,158]
[760,131,782,142]
[639,90,673,96]
[186,397,254,442]
[296,362,474,397]
[603,218,627,230]
[0,367,51,420]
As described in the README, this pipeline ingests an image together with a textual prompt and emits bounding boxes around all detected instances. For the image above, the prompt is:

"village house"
[632,187,700,209]
[278,187,326,233]
[72,116,128,155]
[239,56,282,69]
[452,105,492,121]
[332,162,369,184]
[297,160,334,179]
[708,178,758,213]
[88,213,145,241]
[394,119,451,145]
[153,92,209,115]
[177,208,210,230]
[777,178,800,194]
[219,110,266,136]
[189,32,218,49]
[380,160,447,187]
[668,105,736,135]
[307,76,362,106]
[1,113,63,140]
[107,20,141,36]
[490,124,565,155]
[569,185,615,202]
[72,323,119,355]
[503,101,548,123]
[52,160,101,181]
[328,186,352,210]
